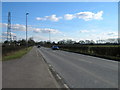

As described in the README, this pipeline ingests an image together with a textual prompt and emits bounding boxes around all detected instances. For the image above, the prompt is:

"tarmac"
[2,46,59,88]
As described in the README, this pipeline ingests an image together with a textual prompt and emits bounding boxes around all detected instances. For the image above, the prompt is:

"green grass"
[2,47,33,61]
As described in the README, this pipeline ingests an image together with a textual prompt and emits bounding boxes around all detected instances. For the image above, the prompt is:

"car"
[52,46,59,50]
[37,45,41,48]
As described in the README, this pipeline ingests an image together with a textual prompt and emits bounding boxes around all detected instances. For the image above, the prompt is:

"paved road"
[3,47,58,88]
[38,47,118,88]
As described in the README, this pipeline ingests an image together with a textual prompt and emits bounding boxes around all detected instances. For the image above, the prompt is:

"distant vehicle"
[37,45,41,48]
[52,46,59,50]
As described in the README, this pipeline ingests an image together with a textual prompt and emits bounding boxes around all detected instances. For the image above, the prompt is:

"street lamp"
[26,12,29,50]
[49,30,51,42]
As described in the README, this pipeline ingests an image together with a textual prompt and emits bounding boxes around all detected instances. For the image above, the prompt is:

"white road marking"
[48,69,53,78]
[64,84,69,88]
[49,64,52,67]
[56,74,61,80]
[52,68,55,71]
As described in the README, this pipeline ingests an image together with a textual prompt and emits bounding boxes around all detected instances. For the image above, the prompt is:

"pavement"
[2,46,59,88]
[39,47,118,88]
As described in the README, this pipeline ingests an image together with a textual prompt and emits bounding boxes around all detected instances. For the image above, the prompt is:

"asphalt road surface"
[2,47,58,88]
[38,47,118,88]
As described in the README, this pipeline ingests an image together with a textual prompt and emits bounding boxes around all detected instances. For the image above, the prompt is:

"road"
[38,47,118,88]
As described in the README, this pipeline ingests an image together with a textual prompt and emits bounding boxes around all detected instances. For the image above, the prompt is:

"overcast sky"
[1,2,118,42]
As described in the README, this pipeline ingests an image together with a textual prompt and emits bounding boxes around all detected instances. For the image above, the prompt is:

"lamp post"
[26,12,29,50]
[49,31,51,42]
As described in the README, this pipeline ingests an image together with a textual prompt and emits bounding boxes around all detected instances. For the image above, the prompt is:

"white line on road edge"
[64,84,69,88]
[52,68,55,71]
[48,69,54,79]
[56,74,61,80]
[49,64,52,67]
[48,68,60,88]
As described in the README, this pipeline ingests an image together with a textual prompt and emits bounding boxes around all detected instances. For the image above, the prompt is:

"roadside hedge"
[2,45,26,56]
[58,45,120,60]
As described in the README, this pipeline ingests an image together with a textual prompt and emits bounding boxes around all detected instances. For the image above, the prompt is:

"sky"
[1,2,118,42]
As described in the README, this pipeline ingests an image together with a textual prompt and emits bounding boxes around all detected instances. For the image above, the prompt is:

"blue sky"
[2,2,118,42]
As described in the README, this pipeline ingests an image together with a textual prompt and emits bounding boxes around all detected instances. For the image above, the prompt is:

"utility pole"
[26,12,29,50]
[49,31,51,42]
[7,12,12,42]
[13,36,17,46]
[13,36,17,41]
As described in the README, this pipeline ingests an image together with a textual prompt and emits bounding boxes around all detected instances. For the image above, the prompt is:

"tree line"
[36,38,119,46]
[2,38,120,47]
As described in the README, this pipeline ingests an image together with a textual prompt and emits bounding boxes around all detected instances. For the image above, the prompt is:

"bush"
[58,45,120,60]
[2,45,26,56]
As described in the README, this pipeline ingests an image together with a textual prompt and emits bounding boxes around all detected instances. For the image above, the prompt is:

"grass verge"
[2,47,33,61]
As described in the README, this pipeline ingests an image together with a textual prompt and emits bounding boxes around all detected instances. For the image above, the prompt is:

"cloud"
[1,23,27,31]
[78,30,118,41]
[1,23,61,34]
[75,11,103,21]
[33,35,48,41]
[36,14,62,22]
[11,24,34,31]
[36,17,46,21]
[64,11,103,21]
[33,28,61,34]
[89,31,118,40]
[79,30,96,33]
[0,23,7,27]
[79,30,90,33]
[64,14,75,20]
[93,11,103,20]
[2,32,16,36]
[107,32,117,36]
[36,11,103,22]
[12,24,26,31]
